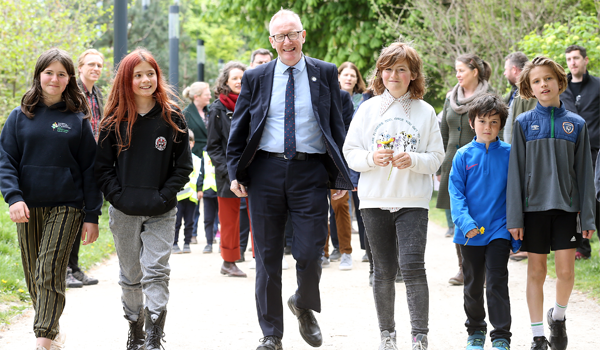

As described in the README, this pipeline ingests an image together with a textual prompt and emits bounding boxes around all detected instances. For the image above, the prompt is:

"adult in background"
[66,48,105,288]
[338,61,368,263]
[182,82,211,245]
[503,52,537,144]
[227,9,352,350]
[561,44,600,260]
[250,48,274,68]
[436,53,493,286]
[206,61,249,278]
[344,41,444,350]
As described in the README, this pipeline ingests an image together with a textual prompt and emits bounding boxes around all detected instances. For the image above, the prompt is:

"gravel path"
[1,221,599,349]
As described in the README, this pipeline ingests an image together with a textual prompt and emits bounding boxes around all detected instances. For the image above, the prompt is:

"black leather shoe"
[257,336,283,350]
[287,295,322,347]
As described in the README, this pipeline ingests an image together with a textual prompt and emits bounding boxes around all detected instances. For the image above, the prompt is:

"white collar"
[380,90,412,116]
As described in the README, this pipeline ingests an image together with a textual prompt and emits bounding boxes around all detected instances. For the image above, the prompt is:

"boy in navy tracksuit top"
[449,94,520,350]
[506,57,596,350]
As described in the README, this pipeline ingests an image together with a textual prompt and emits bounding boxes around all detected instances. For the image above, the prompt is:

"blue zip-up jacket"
[449,137,519,249]
[507,102,596,231]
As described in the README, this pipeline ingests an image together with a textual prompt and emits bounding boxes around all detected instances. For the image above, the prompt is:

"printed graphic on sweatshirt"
[155,136,167,151]
[51,122,71,133]
[371,116,421,153]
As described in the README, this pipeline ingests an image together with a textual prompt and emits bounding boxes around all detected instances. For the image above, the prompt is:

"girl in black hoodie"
[0,48,102,350]
[95,49,192,350]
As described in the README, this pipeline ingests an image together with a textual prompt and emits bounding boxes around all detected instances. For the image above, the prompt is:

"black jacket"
[206,99,237,198]
[95,104,193,216]
[561,71,600,166]
[0,103,102,223]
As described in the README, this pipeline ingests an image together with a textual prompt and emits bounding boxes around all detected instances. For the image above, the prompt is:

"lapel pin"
[311,76,317,82]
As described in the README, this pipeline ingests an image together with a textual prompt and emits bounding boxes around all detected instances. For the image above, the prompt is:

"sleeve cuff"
[84,213,99,224]
[7,195,24,206]
[366,152,376,167]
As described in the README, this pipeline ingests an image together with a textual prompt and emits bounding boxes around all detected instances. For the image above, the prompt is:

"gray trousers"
[361,207,430,336]
[109,205,177,319]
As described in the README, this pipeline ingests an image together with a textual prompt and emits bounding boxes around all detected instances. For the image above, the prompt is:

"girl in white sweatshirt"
[343,42,444,350]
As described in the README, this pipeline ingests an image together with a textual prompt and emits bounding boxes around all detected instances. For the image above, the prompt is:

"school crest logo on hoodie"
[155,136,167,151]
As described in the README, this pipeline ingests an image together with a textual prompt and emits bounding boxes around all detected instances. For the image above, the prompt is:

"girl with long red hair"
[95,48,192,350]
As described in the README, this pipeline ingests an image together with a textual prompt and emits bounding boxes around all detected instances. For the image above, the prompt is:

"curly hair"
[371,42,426,99]
[214,61,247,96]
[518,56,568,100]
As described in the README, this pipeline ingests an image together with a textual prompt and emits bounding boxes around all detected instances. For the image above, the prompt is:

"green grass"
[429,191,448,228]
[0,201,114,325]
[546,235,600,301]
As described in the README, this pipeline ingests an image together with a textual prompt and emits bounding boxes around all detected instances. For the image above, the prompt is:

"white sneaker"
[50,332,66,350]
[249,258,256,269]
[282,256,289,270]
[379,331,398,350]
[339,253,353,270]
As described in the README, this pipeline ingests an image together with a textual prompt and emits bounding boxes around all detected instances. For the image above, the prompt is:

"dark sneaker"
[547,308,567,350]
[321,256,330,268]
[530,336,549,350]
[172,245,182,254]
[203,244,212,253]
[284,246,292,255]
[257,336,282,350]
[445,227,454,237]
[395,269,403,283]
[329,248,341,261]
[66,268,83,288]
[491,338,510,350]
[466,330,485,350]
[72,270,98,285]
[182,244,191,254]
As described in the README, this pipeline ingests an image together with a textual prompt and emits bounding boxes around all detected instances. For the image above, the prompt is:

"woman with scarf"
[437,53,493,286]
[206,61,249,277]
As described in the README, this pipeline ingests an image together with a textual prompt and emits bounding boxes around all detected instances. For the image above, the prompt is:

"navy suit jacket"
[227,57,352,190]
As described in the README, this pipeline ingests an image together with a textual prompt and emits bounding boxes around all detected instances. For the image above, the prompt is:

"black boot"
[145,307,166,350]
[125,308,146,350]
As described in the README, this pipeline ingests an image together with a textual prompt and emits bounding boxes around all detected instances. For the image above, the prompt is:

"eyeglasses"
[270,31,303,43]
[575,95,581,112]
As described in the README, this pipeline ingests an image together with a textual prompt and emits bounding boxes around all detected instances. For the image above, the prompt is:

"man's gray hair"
[505,52,529,71]
[269,9,303,34]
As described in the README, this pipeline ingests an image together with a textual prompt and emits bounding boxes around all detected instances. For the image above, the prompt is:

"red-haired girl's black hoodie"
[95,104,193,216]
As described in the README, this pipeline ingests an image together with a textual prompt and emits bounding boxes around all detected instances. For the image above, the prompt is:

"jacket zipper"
[526,173,531,207]
[550,107,555,138]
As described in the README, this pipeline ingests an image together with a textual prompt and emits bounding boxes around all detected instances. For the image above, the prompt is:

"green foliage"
[0,0,107,128]
[518,13,600,74]
[212,0,399,75]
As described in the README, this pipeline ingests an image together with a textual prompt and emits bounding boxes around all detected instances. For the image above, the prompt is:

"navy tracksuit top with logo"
[506,102,596,231]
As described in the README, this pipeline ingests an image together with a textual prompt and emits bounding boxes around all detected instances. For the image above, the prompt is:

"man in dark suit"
[227,9,352,350]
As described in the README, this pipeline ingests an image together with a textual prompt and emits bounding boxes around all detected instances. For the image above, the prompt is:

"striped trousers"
[17,206,83,339]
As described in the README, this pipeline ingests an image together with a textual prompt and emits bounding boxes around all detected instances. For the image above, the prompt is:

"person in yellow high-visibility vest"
[199,147,218,253]
[172,130,203,254]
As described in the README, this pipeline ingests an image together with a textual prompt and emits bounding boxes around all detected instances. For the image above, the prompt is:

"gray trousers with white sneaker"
[109,205,177,320]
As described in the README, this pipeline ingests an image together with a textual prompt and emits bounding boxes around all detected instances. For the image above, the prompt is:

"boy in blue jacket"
[449,94,519,350]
